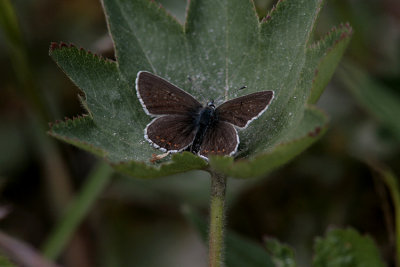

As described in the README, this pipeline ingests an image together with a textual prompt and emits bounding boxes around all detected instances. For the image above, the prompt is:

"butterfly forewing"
[136,71,202,116]
[146,115,197,152]
[199,121,239,158]
[216,91,274,128]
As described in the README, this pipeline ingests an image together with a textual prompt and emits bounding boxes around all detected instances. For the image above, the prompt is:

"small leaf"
[182,205,274,267]
[50,0,351,178]
[265,237,297,267]
[313,228,386,267]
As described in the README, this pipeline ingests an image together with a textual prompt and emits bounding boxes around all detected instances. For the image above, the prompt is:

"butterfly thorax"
[190,104,217,153]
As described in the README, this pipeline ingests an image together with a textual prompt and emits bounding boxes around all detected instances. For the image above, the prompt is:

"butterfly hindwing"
[136,71,202,116]
[198,121,239,158]
[145,115,197,152]
[216,91,274,128]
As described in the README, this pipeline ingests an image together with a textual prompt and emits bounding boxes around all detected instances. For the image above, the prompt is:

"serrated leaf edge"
[309,22,352,50]
[48,115,109,158]
[49,42,121,117]
[261,0,325,41]
[49,42,116,64]
[308,24,353,104]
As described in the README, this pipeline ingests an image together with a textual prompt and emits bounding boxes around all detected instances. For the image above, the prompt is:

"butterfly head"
[207,100,215,109]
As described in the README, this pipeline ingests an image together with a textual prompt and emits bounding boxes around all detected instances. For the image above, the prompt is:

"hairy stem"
[208,170,227,267]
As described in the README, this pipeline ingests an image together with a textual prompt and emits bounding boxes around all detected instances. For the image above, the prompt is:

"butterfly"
[136,71,274,159]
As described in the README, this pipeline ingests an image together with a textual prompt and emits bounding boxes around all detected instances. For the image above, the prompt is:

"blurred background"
[0,0,399,266]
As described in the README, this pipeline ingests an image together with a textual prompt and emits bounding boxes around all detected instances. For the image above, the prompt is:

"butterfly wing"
[198,121,239,159]
[216,91,274,128]
[136,71,202,116]
[145,115,197,152]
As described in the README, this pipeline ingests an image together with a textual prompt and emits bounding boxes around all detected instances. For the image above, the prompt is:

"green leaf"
[50,0,351,178]
[313,228,386,267]
[339,63,400,142]
[182,205,274,267]
[264,238,297,267]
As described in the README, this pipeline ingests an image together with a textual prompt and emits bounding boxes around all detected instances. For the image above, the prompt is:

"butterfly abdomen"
[190,106,217,153]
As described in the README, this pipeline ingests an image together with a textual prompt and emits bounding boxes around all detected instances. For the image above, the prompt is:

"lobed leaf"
[50,0,351,178]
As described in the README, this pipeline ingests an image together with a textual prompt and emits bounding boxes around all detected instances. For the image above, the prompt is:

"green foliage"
[368,162,400,263]
[42,163,114,259]
[265,238,296,267]
[182,206,274,267]
[208,106,328,178]
[225,232,274,267]
[313,228,386,267]
[0,254,15,267]
[185,208,386,267]
[339,63,400,142]
[307,24,352,104]
[49,0,351,178]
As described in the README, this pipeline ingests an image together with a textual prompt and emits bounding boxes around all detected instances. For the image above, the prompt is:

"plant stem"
[208,170,227,267]
[369,161,400,267]
[382,170,400,267]
[42,162,113,260]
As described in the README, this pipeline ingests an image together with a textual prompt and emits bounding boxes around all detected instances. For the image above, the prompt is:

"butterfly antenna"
[214,85,246,104]
[213,95,225,105]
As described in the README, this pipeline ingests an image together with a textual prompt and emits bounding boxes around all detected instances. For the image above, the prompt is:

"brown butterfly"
[136,71,274,159]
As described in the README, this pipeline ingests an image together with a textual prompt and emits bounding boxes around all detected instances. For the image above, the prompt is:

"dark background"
[0,0,399,266]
